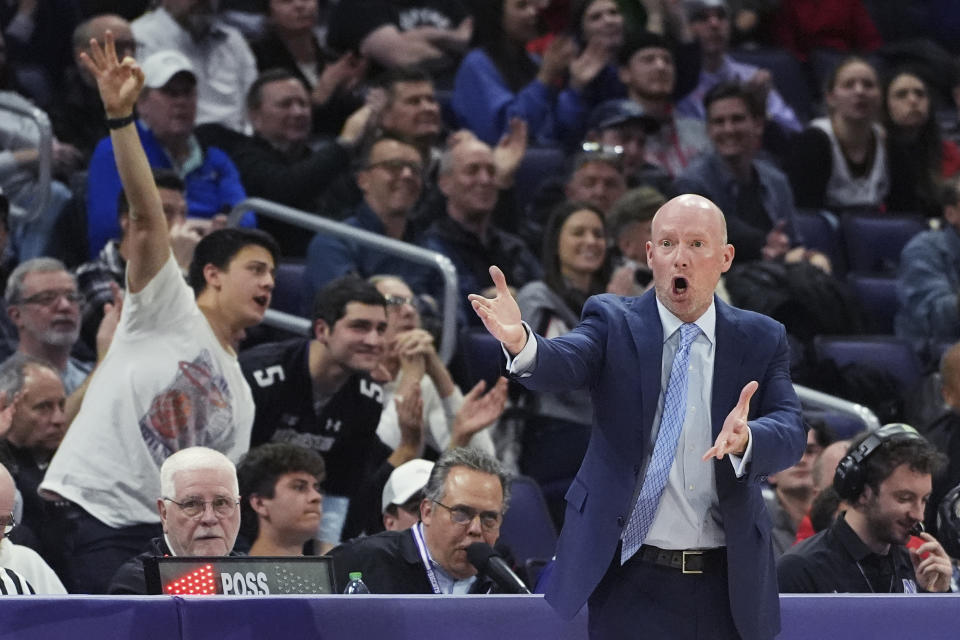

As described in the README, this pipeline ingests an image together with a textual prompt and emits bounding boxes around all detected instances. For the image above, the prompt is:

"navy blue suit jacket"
[518,291,805,640]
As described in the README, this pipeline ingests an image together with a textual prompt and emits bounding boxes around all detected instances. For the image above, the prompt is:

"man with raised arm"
[469,194,805,640]
[37,32,279,594]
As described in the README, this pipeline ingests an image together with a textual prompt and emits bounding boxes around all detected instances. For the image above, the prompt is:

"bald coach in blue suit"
[470,195,806,640]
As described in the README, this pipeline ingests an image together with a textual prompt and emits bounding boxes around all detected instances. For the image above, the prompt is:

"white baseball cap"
[381,459,434,514]
[140,50,196,89]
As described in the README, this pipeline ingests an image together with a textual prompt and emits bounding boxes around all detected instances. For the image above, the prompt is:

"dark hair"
[355,133,423,171]
[566,151,622,182]
[617,30,672,67]
[606,185,665,241]
[846,428,946,501]
[471,0,540,93]
[703,81,765,120]
[808,417,836,450]
[246,68,306,112]
[882,67,943,215]
[311,274,386,326]
[541,201,611,317]
[187,228,280,297]
[116,168,185,222]
[809,485,842,533]
[376,66,434,102]
[236,442,326,543]
[423,447,511,511]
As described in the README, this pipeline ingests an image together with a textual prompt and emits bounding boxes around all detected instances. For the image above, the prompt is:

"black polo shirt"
[777,512,918,593]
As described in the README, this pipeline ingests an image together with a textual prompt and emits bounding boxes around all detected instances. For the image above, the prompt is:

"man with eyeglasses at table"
[329,447,511,594]
[108,446,243,594]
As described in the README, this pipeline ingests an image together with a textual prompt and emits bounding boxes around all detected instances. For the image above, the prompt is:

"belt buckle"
[681,550,703,574]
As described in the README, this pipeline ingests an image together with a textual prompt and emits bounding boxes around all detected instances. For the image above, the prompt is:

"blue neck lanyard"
[411,522,442,594]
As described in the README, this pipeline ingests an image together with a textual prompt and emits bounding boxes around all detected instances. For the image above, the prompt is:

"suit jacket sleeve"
[739,321,806,483]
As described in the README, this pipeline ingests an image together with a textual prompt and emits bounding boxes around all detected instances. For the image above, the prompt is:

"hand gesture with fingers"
[703,380,757,460]
[468,266,526,355]
[451,377,509,447]
[78,30,144,118]
[910,534,953,592]
[493,118,528,188]
[395,384,425,447]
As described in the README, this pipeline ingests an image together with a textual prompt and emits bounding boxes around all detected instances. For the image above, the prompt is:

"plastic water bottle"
[343,572,370,594]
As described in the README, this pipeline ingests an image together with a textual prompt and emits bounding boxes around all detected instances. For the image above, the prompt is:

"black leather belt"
[636,545,726,574]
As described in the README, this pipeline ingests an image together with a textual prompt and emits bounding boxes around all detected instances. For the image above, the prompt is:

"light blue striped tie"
[621,322,701,563]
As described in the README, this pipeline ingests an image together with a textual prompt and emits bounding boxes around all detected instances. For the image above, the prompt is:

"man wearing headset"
[777,424,954,593]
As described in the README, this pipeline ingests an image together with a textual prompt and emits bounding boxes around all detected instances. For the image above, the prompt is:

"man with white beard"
[4,259,91,394]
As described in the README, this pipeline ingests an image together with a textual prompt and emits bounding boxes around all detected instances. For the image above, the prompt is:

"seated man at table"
[777,425,952,593]
[107,447,242,594]
[237,442,326,556]
[329,447,509,593]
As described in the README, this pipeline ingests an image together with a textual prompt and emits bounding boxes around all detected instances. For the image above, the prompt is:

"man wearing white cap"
[382,459,434,532]
[132,0,256,133]
[85,49,253,257]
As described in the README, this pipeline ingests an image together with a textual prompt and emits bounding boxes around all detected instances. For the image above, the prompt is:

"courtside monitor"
[144,556,336,596]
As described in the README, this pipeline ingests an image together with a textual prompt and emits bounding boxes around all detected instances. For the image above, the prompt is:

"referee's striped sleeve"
[0,567,35,594]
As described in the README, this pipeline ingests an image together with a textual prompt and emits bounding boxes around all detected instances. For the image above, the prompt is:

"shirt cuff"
[728,426,753,478]
[503,322,537,376]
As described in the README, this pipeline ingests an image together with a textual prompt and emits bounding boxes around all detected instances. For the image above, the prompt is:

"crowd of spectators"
[3,0,960,602]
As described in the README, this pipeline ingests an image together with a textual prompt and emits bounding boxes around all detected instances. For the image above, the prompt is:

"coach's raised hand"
[468,266,527,355]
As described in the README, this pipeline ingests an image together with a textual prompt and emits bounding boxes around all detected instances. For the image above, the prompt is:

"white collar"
[654,297,716,346]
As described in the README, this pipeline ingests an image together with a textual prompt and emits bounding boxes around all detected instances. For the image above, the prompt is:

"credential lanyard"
[411,522,443,594]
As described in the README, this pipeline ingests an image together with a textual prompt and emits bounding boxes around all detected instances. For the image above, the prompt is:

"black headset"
[833,423,924,501]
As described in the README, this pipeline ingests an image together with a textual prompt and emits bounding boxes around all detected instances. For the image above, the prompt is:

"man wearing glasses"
[3,258,92,394]
[305,134,436,313]
[329,447,510,594]
[108,446,242,594]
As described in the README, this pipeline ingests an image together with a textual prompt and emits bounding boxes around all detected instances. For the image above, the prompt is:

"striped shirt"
[0,567,35,595]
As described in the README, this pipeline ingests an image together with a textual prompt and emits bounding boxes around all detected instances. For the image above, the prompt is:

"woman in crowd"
[515,201,634,520]
[452,0,599,146]
[786,57,888,213]
[250,0,366,137]
[883,68,960,217]
[370,275,503,460]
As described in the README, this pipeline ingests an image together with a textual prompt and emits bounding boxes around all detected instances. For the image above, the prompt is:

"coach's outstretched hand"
[468,266,527,355]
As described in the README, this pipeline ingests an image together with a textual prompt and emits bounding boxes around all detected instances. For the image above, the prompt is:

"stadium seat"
[457,328,504,390]
[271,261,307,316]
[513,147,567,215]
[803,408,866,440]
[813,335,924,394]
[498,474,558,579]
[840,213,927,274]
[793,209,844,274]
[845,273,898,334]
[729,47,815,123]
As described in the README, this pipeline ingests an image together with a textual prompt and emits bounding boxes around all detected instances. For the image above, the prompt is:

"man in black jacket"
[107,447,243,594]
[329,447,509,594]
[232,69,372,256]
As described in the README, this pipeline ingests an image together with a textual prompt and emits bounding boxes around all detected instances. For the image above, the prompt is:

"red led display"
[164,564,218,595]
